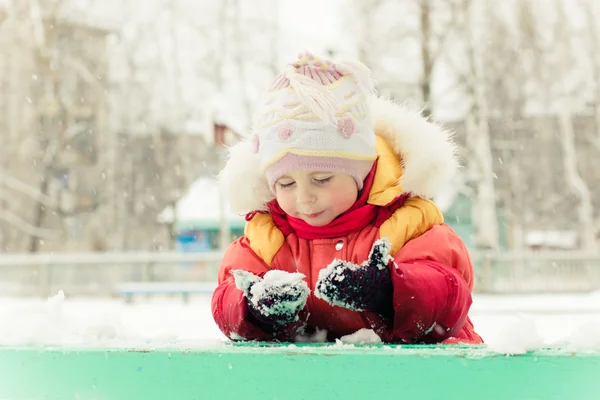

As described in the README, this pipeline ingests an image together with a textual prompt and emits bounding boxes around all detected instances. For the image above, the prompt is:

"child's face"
[274,170,358,226]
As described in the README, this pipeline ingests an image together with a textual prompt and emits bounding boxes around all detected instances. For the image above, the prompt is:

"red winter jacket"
[212,129,482,343]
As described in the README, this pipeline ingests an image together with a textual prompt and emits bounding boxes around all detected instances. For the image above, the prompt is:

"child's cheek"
[277,192,296,215]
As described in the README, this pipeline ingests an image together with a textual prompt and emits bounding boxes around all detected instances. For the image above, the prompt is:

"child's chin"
[302,217,333,227]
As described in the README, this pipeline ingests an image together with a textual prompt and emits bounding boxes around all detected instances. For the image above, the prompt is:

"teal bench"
[1,343,598,399]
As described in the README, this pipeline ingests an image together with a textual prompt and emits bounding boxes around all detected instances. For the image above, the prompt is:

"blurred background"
[0,0,599,347]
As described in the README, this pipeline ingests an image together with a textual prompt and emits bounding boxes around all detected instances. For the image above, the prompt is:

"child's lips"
[303,211,324,219]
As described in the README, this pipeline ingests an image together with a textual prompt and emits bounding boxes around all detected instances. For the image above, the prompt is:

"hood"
[218,96,459,214]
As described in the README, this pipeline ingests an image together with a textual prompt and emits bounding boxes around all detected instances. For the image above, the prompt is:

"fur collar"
[218,96,459,214]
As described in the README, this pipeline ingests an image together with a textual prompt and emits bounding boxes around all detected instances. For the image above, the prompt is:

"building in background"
[158,177,245,252]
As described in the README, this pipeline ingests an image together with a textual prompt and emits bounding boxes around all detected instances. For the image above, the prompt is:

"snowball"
[248,271,309,318]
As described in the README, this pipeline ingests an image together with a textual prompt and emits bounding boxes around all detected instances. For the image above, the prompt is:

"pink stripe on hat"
[266,153,374,193]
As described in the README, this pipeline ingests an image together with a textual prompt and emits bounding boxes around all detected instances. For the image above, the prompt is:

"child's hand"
[315,238,394,317]
[231,269,310,327]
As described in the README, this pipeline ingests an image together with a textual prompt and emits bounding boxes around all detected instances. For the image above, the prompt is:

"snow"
[0,291,599,353]
[483,315,546,354]
[471,292,600,354]
[339,328,382,344]
[0,293,226,349]
[525,230,579,249]
[248,271,309,318]
[231,270,262,293]
[261,270,307,287]
[232,270,310,318]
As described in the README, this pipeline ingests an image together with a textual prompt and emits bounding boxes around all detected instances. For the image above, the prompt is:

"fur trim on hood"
[218,96,459,214]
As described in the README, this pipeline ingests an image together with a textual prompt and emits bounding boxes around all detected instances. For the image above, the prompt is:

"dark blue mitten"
[314,238,394,317]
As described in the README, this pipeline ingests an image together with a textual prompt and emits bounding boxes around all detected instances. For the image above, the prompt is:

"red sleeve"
[380,224,475,343]
[211,237,304,341]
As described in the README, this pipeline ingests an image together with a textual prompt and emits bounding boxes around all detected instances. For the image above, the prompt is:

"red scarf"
[247,163,410,240]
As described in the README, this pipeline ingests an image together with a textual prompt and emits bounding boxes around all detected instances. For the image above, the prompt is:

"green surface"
[0,343,599,400]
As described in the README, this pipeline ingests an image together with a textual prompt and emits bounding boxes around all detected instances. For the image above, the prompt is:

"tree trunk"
[29,172,49,252]
[465,113,499,250]
[582,0,600,144]
[466,0,499,250]
[231,0,252,125]
[558,110,596,250]
[508,155,525,250]
[555,0,596,250]
[420,0,432,119]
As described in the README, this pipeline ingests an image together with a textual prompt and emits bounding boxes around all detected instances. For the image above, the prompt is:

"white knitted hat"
[250,52,378,192]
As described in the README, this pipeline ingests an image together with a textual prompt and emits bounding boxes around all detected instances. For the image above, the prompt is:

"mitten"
[231,269,310,327]
[314,238,394,317]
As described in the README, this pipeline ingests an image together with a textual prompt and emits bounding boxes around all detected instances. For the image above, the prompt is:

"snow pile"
[473,291,600,354]
[0,291,598,352]
[484,314,600,354]
[561,321,600,351]
[484,314,546,354]
[471,292,600,314]
[339,328,382,344]
[0,291,124,346]
[0,291,226,348]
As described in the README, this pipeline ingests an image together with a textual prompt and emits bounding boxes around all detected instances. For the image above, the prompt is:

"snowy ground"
[0,291,599,354]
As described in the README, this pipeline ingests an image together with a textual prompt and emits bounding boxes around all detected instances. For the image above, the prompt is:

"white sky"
[278,0,351,60]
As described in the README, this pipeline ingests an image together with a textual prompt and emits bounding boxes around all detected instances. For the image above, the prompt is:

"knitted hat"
[251,52,378,192]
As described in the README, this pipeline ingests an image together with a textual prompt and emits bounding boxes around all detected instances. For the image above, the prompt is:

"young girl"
[212,52,483,344]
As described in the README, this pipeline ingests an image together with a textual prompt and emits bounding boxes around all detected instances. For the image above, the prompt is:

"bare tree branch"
[0,170,57,207]
[0,209,62,239]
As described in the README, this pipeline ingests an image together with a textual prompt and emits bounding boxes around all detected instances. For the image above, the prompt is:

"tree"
[418,0,470,118]
[0,0,107,251]
[482,0,543,250]
[553,0,596,250]
[462,0,499,250]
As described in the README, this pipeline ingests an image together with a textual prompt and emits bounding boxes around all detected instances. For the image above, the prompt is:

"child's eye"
[314,177,332,184]
[278,181,295,189]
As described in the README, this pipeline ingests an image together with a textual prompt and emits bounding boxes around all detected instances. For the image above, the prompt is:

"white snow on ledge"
[0,291,598,352]
[338,328,383,345]
[0,291,227,349]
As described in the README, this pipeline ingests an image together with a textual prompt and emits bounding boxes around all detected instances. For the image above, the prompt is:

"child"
[212,52,483,344]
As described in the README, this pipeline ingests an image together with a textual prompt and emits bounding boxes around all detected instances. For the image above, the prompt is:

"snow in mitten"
[231,269,310,328]
[315,238,394,317]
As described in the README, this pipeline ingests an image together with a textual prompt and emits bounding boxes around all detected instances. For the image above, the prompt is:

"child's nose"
[297,187,316,204]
